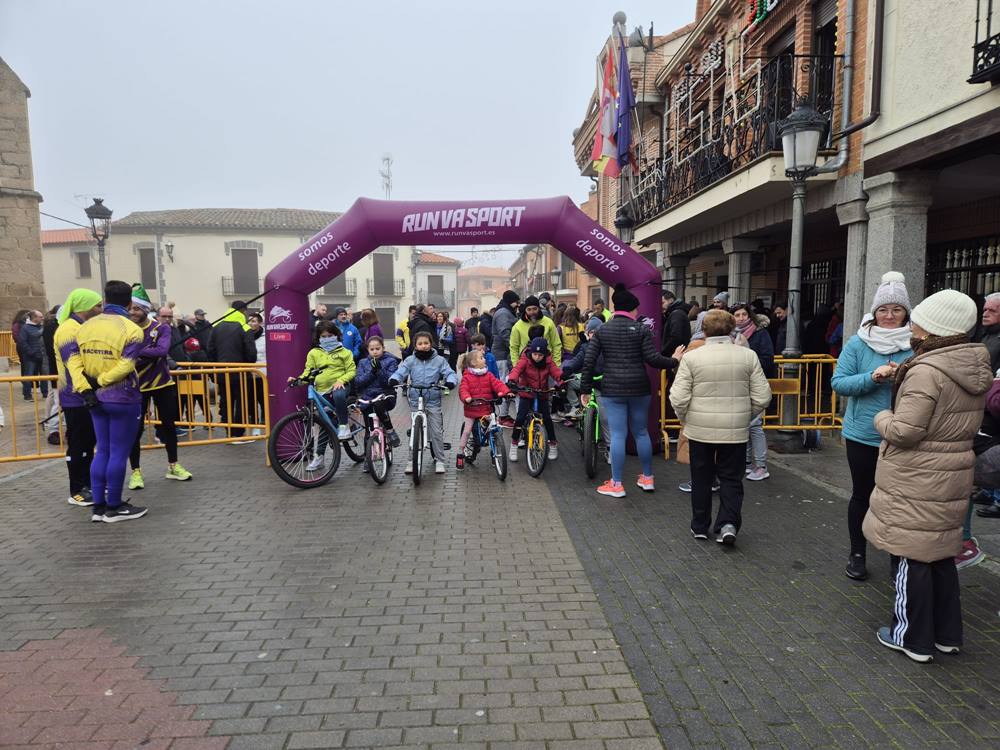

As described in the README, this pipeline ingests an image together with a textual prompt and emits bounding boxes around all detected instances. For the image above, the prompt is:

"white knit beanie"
[870,271,910,314]
[910,289,978,337]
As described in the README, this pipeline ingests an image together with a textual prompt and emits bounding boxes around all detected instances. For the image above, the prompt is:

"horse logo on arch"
[268,305,293,324]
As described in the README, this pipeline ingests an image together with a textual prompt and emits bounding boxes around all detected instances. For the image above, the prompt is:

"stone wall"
[0,57,46,328]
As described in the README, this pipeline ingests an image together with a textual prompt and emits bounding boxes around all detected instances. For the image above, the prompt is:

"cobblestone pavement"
[0,399,661,750]
[544,427,1000,748]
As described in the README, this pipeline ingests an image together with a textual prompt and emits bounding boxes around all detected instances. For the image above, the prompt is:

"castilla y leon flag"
[590,44,620,178]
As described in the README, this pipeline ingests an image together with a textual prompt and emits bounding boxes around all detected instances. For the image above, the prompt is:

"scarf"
[736,318,757,341]
[467,366,487,376]
[414,348,434,361]
[856,314,912,355]
[103,303,130,318]
[318,337,343,353]
[891,333,969,408]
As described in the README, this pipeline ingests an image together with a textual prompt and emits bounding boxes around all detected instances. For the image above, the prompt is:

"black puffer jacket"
[581,314,676,397]
[661,300,690,356]
[405,312,438,354]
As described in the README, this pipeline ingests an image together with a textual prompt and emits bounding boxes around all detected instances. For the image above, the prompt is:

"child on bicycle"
[561,316,605,420]
[457,350,512,470]
[291,320,356,441]
[507,337,562,463]
[389,330,457,475]
[467,334,498,377]
[353,336,401,447]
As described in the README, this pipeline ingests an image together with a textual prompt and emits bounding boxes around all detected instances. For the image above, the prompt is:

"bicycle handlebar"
[466,396,514,406]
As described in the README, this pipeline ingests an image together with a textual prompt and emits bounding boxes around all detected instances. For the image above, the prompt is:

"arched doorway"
[263,196,662,426]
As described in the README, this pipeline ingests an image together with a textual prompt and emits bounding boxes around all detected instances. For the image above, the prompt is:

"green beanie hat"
[131,283,152,310]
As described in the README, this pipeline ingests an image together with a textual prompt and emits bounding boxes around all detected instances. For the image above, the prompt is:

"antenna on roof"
[380,154,393,200]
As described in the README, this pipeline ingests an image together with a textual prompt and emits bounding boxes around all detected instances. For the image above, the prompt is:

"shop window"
[802,258,846,315]
[927,237,1000,301]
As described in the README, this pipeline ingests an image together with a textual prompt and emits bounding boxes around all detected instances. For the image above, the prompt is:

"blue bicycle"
[268,366,352,488]
[463,396,515,481]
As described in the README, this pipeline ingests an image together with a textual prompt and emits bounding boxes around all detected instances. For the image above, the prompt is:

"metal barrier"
[0,365,269,464]
[0,330,20,365]
[659,355,842,456]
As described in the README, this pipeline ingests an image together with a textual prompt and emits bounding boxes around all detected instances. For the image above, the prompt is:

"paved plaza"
[1,399,999,749]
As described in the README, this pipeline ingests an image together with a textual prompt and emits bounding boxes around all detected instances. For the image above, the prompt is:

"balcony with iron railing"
[221,276,262,296]
[366,278,406,297]
[319,277,357,298]
[631,53,840,231]
[420,289,456,309]
[970,1,1000,83]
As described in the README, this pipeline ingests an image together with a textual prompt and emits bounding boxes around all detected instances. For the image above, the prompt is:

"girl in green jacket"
[292,321,356,444]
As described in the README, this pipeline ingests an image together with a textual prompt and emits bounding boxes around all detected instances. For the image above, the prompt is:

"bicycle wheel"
[490,428,508,481]
[365,431,390,485]
[582,406,598,479]
[340,405,366,463]
[411,413,424,486]
[464,422,482,464]
[525,418,548,478]
[267,410,340,489]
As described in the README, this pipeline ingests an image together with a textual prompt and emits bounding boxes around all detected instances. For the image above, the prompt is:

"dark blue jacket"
[562,338,604,378]
[354,352,400,400]
[747,329,776,378]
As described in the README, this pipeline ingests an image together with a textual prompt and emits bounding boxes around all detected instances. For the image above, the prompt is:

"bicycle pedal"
[443,442,452,451]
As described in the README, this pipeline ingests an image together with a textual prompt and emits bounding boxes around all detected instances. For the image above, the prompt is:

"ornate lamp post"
[549,267,562,308]
[778,102,828,427]
[84,198,112,292]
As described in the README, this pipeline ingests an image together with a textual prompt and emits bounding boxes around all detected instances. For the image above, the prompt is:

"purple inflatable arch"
[263,197,662,428]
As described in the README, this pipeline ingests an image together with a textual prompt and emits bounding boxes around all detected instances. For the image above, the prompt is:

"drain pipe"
[814,0,885,174]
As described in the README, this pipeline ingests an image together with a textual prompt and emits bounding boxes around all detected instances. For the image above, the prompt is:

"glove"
[84,373,100,391]
[82,389,99,409]
[370,358,381,372]
[504,392,517,400]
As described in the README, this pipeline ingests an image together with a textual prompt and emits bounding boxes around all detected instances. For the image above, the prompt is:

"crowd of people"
[11,270,1000,665]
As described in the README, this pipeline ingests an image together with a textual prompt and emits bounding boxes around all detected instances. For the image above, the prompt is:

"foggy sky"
[3,0,692,265]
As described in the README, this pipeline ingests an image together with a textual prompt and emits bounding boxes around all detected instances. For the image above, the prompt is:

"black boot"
[845,554,868,581]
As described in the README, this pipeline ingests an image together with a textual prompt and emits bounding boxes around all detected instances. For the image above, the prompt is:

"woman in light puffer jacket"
[831,271,912,582]
[863,289,992,664]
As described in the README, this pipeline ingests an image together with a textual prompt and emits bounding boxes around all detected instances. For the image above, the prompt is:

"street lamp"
[777,101,828,429]
[84,198,112,291]
[549,267,562,308]
[614,204,636,245]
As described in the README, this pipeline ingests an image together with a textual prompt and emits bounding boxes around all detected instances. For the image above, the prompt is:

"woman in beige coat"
[670,309,771,545]
[863,289,992,663]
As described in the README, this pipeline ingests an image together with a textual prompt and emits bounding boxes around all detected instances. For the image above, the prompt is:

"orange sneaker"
[597,479,626,498]
[637,474,655,492]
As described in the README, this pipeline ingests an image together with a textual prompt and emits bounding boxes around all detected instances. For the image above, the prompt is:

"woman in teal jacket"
[831,271,912,582]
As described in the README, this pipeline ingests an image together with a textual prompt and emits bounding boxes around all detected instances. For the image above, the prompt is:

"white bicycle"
[403,383,450,486]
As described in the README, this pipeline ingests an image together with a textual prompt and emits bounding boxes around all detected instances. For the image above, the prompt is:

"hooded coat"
[863,343,993,562]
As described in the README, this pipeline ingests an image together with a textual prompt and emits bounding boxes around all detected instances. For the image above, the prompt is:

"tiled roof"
[416,251,462,266]
[41,228,92,245]
[112,208,343,231]
[457,266,510,277]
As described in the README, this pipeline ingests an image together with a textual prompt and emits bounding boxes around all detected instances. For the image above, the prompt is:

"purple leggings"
[90,402,142,508]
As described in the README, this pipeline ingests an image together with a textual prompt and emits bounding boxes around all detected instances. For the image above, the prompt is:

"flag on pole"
[615,32,636,175]
[590,45,620,178]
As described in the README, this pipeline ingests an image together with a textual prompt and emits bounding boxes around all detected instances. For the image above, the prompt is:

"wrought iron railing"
[221,276,262,296]
[320,277,357,297]
[420,289,455,309]
[366,278,406,297]
[632,53,840,227]
[971,1,1000,83]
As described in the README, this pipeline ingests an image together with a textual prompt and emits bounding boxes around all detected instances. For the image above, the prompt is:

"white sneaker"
[548,443,558,460]
[518,438,526,448]
[509,444,518,462]
[565,407,581,419]
[404,462,414,475]
[337,425,351,440]
[434,460,446,474]
[306,455,324,472]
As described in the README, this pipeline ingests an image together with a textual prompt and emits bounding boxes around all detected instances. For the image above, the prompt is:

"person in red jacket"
[508,337,563,463]
[457,350,511,470]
